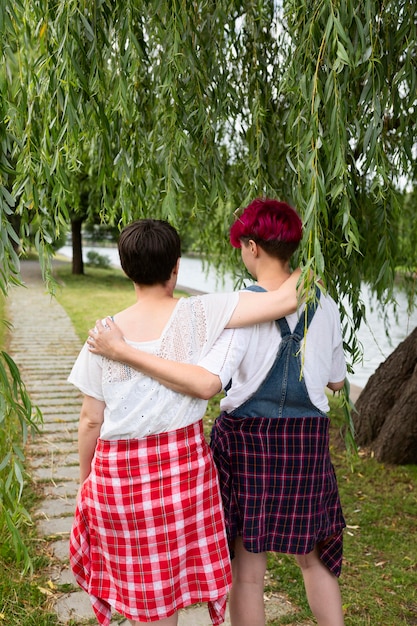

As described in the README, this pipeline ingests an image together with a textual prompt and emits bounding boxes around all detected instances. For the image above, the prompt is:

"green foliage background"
[1,1,416,317]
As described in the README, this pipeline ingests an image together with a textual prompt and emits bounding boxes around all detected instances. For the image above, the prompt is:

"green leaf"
[0,186,16,208]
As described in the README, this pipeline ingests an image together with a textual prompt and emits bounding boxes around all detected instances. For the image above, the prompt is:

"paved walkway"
[6,260,358,626]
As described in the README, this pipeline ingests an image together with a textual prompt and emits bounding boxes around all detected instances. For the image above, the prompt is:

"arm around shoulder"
[226,268,301,328]
[88,317,222,399]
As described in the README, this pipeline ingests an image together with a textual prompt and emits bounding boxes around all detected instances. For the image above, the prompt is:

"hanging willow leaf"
[0,0,415,317]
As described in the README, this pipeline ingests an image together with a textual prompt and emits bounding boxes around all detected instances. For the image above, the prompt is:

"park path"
[5,260,311,626]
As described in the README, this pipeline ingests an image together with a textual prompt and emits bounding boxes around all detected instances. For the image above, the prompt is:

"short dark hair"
[118,219,181,285]
[230,198,302,261]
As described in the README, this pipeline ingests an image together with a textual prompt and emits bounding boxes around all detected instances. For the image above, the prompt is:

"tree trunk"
[353,328,417,465]
[71,218,84,275]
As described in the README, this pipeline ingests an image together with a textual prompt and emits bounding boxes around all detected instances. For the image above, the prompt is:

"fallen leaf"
[38,587,54,596]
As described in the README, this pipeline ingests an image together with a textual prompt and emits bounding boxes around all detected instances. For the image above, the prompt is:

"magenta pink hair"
[230,198,302,249]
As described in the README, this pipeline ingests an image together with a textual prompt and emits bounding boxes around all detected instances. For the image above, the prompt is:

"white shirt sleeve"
[198,327,252,388]
[198,291,240,357]
[67,343,105,400]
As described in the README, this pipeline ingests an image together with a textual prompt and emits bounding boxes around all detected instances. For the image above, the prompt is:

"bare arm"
[226,268,301,327]
[327,380,345,392]
[78,395,105,483]
[87,321,222,399]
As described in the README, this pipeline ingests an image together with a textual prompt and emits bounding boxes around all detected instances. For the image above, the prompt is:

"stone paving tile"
[37,516,73,536]
[30,451,79,468]
[53,591,96,624]
[30,442,79,457]
[38,412,77,422]
[43,481,79,499]
[40,421,78,434]
[32,465,80,482]
[56,567,75,586]
[37,432,80,444]
[32,398,80,408]
[50,539,71,562]
[30,391,77,401]
[38,405,80,416]
[35,498,77,518]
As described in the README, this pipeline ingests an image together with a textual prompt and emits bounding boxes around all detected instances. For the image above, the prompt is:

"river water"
[58,245,417,389]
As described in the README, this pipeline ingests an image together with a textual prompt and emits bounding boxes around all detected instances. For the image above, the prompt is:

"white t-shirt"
[198,293,346,414]
[68,292,239,439]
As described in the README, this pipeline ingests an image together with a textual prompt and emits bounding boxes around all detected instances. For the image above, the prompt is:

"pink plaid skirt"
[70,420,232,624]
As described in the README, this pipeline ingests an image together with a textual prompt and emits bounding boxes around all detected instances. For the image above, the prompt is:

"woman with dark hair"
[89,200,347,626]
[68,218,300,626]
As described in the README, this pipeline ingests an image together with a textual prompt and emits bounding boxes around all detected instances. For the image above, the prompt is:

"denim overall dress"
[210,286,346,576]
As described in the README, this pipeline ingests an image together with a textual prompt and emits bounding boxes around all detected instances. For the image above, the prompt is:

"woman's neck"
[115,282,179,343]
[254,263,291,292]
[133,278,176,302]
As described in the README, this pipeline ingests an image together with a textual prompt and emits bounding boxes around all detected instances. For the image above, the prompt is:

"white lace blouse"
[68,292,239,439]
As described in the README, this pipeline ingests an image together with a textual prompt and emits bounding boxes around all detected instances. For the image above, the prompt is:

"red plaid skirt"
[70,420,231,624]
[210,414,345,577]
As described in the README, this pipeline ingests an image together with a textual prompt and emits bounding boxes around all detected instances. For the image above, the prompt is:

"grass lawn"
[1,260,416,625]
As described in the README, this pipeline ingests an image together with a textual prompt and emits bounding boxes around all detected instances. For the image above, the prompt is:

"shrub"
[86,251,111,269]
